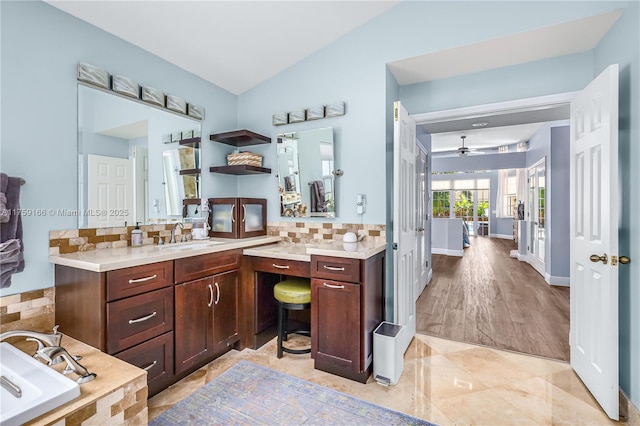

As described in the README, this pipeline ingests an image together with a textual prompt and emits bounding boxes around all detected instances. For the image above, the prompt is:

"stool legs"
[276,301,311,359]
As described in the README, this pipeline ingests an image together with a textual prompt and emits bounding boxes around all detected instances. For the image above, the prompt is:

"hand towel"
[0,192,8,223]
[0,173,24,287]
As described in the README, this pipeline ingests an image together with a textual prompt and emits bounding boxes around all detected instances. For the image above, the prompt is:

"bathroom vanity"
[50,236,386,395]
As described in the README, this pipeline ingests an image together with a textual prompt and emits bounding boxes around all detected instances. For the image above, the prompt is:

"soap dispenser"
[131,222,143,247]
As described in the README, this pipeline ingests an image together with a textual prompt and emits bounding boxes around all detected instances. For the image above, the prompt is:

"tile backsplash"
[49,224,192,255]
[0,287,55,335]
[267,221,385,244]
[49,222,385,255]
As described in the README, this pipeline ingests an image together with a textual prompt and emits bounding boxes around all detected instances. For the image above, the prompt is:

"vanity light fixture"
[271,101,346,126]
[76,62,205,120]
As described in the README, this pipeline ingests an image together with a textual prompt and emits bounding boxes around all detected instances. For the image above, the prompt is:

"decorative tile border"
[267,221,385,244]
[49,224,192,255]
[0,287,55,335]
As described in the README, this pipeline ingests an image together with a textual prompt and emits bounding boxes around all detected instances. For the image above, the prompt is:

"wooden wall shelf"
[179,169,201,175]
[209,130,270,147]
[179,137,201,148]
[210,165,271,175]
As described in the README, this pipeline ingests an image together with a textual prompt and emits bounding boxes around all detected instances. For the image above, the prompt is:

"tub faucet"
[0,325,63,351]
[36,346,97,384]
[170,222,184,243]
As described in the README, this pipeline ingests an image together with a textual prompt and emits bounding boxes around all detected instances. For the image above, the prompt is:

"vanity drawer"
[175,250,241,283]
[311,256,361,283]
[114,331,174,397]
[250,256,310,277]
[106,287,174,354]
[107,261,174,301]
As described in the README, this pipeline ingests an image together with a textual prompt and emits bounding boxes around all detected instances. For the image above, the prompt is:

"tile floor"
[148,334,624,425]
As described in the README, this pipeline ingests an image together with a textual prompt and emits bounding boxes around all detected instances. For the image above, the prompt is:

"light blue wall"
[593,0,640,408]
[400,51,594,115]
[0,0,237,296]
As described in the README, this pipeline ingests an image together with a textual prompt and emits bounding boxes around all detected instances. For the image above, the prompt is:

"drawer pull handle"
[323,265,345,271]
[208,284,214,307]
[323,283,345,289]
[128,311,157,324]
[142,360,157,371]
[128,274,157,284]
[272,264,290,269]
[214,282,220,305]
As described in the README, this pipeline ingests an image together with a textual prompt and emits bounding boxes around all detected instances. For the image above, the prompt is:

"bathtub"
[0,342,80,425]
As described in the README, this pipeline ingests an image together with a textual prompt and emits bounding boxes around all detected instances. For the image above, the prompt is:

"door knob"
[620,256,631,265]
[590,254,608,264]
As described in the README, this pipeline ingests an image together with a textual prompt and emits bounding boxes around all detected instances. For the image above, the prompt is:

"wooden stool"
[273,278,311,358]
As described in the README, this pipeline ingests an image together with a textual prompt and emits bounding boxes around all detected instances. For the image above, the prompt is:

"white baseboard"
[545,273,570,287]
[427,268,433,284]
[432,248,464,257]
[490,234,515,240]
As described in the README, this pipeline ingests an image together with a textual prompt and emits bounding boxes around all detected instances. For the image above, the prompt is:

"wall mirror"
[78,84,201,228]
[277,127,335,218]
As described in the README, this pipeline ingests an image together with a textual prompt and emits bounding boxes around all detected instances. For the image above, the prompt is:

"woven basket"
[227,152,263,167]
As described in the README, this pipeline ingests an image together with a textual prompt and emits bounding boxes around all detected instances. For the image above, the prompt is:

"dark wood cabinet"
[174,277,213,375]
[310,251,385,383]
[212,270,239,353]
[174,269,239,376]
[55,261,176,397]
[311,278,361,371]
[208,198,266,239]
[114,332,174,396]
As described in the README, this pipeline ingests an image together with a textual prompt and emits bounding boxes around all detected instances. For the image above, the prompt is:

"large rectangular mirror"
[277,127,335,218]
[78,84,201,227]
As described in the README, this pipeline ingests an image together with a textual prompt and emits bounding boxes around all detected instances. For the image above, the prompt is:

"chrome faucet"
[170,222,184,243]
[0,325,63,351]
[36,346,97,384]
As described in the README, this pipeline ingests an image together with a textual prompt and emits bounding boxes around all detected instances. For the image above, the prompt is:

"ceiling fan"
[454,135,484,156]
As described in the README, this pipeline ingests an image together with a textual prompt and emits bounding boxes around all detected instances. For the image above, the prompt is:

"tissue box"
[227,152,262,167]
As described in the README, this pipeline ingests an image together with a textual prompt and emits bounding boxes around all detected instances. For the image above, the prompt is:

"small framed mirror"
[277,127,335,218]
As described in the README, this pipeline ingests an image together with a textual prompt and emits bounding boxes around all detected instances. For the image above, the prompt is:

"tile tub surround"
[1,290,148,425]
[49,223,193,255]
[17,336,148,426]
[267,221,385,244]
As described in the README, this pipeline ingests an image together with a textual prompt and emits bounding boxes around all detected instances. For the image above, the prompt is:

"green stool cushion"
[274,278,311,304]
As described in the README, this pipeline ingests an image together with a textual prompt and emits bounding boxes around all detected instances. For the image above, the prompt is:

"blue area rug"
[150,360,435,425]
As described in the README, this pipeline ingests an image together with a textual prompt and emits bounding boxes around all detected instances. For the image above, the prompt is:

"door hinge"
[392,243,398,250]
[394,102,399,122]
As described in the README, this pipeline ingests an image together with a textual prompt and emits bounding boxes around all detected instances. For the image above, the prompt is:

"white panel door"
[393,101,416,353]
[88,154,133,228]
[570,64,619,420]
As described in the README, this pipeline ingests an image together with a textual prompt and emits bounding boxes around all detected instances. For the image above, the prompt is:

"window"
[432,191,450,218]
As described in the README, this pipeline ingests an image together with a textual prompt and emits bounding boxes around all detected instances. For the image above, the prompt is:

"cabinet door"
[212,270,239,353]
[174,277,214,375]
[311,278,361,372]
[208,198,239,238]
[238,198,266,238]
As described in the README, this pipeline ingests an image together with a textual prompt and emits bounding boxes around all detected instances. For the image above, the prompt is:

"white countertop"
[49,236,281,272]
[243,240,387,261]
[49,236,388,272]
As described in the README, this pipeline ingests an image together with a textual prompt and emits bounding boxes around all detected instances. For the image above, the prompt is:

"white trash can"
[373,321,404,386]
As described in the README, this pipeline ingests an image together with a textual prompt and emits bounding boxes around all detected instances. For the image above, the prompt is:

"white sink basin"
[157,241,225,250]
[0,342,80,426]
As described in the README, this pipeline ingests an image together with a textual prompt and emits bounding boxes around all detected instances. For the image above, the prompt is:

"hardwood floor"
[416,236,570,361]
